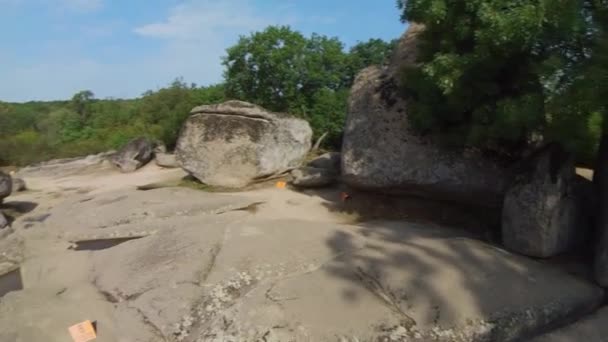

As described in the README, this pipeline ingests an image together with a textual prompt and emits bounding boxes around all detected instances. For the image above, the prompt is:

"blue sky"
[0,0,406,102]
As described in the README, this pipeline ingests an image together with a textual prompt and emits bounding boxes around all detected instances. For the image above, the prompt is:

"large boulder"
[341,24,509,206]
[10,178,26,193]
[502,145,589,258]
[110,137,155,173]
[155,153,178,168]
[176,101,312,188]
[0,171,12,204]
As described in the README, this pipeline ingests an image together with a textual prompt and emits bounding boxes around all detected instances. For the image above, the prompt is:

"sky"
[0,0,406,102]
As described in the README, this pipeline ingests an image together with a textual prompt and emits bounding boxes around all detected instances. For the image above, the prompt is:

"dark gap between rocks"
[70,236,145,251]
[0,268,23,299]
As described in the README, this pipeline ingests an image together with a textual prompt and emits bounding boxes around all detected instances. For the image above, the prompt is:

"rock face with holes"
[176,100,312,188]
[341,24,509,206]
[110,137,156,173]
[502,145,591,258]
[0,171,11,204]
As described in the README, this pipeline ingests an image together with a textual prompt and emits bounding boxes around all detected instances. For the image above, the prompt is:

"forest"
[0,27,395,166]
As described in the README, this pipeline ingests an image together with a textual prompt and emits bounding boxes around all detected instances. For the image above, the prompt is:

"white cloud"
[134,0,282,41]
[125,0,296,97]
[1,0,330,101]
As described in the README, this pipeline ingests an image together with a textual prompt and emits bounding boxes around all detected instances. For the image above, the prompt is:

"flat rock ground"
[0,161,604,342]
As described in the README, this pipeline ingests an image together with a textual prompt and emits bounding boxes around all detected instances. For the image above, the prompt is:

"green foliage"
[223,26,394,148]
[223,26,349,113]
[1,25,393,165]
[348,38,398,83]
[308,88,350,147]
[0,80,226,166]
[397,0,598,159]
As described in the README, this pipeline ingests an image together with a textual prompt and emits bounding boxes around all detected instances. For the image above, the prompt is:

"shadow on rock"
[321,220,602,341]
[295,186,502,242]
[0,201,39,225]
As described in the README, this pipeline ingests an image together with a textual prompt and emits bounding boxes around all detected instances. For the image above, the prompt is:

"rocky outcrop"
[291,153,341,188]
[0,212,7,229]
[16,151,115,178]
[0,172,12,204]
[155,153,178,168]
[154,143,167,154]
[529,307,608,342]
[110,137,155,173]
[308,152,341,173]
[291,167,336,188]
[89,218,602,342]
[341,24,509,206]
[10,178,26,193]
[502,145,590,258]
[176,101,312,188]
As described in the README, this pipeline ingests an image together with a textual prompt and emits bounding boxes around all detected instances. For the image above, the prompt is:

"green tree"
[71,90,95,122]
[138,79,225,148]
[223,26,395,148]
[397,0,591,156]
[348,38,397,83]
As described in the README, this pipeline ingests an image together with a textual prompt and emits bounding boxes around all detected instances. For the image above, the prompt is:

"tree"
[397,0,591,157]
[348,38,397,83]
[223,26,396,148]
[138,79,226,148]
[223,26,310,112]
[71,90,95,122]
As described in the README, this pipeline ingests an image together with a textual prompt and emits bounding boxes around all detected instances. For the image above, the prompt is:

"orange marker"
[276,181,287,189]
[68,320,97,342]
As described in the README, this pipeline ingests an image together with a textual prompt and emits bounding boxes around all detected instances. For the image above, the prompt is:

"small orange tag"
[68,320,97,342]
[276,181,287,189]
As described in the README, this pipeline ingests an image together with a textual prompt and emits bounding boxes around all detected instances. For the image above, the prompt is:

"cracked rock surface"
[0,163,603,342]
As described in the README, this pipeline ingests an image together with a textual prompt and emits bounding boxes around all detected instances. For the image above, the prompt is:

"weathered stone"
[155,153,178,168]
[154,143,167,154]
[96,218,601,342]
[0,171,12,204]
[10,178,26,193]
[341,24,509,206]
[502,145,588,258]
[17,151,116,178]
[176,100,312,188]
[0,179,603,341]
[291,167,337,188]
[0,212,7,229]
[110,137,155,173]
[529,307,608,342]
[307,152,341,172]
